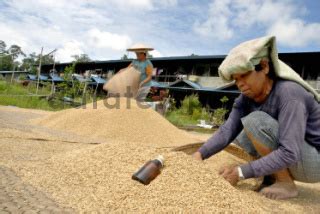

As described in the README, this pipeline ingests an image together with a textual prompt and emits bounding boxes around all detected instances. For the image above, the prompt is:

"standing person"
[127,43,154,101]
[193,36,320,200]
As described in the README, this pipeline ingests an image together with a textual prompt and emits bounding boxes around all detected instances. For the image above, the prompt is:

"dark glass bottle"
[132,155,164,185]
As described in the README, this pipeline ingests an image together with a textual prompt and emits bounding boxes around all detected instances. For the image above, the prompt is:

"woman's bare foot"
[255,175,276,192]
[260,182,298,200]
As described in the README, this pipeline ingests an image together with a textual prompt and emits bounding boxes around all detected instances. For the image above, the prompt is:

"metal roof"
[156,85,240,94]
[41,51,320,68]
[39,75,49,81]
[72,74,87,82]
[49,74,64,82]
[0,71,29,74]
[91,76,107,84]
[149,80,168,88]
[27,74,37,81]
[169,79,202,89]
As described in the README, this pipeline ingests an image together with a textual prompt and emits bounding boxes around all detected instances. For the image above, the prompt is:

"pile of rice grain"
[4,101,312,212]
[33,98,199,147]
[16,141,303,213]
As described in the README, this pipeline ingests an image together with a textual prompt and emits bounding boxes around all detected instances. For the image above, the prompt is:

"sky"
[0,0,320,62]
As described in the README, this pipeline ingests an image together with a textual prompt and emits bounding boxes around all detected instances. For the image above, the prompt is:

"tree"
[0,40,6,53]
[21,52,38,73]
[0,44,26,71]
[37,54,55,65]
[71,54,91,63]
[0,41,12,71]
[8,45,26,59]
[0,55,13,71]
[121,54,128,60]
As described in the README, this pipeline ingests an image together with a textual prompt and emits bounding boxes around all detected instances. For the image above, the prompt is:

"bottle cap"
[156,155,164,167]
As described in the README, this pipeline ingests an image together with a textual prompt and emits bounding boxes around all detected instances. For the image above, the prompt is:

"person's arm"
[196,96,247,160]
[139,64,153,87]
[240,100,307,178]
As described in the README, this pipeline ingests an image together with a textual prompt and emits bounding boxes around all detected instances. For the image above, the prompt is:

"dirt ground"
[0,104,319,213]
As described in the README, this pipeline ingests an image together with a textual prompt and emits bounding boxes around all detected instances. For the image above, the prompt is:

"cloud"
[0,0,182,62]
[87,28,132,51]
[108,0,154,10]
[89,0,177,10]
[267,19,320,47]
[193,0,234,41]
[55,40,85,62]
[158,0,178,7]
[0,0,318,64]
[149,50,163,58]
[193,0,320,48]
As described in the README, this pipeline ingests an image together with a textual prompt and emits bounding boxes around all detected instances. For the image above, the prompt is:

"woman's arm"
[139,65,153,87]
[196,96,247,160]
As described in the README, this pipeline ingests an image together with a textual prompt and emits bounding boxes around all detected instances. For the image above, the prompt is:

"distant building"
[0,71,28,81]
[41,52,320,88]
[40,52,320,110]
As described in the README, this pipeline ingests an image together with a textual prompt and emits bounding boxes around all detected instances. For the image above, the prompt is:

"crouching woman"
[193,36,320,200]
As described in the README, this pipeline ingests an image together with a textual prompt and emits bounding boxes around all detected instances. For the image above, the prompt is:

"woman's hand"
[192,151,203,161]
[218,164,239,186]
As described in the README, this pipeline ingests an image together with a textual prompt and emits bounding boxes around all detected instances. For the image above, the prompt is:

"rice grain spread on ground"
[0,99,319,213]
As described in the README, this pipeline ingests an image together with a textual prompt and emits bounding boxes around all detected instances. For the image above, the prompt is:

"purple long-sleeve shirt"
[198,80,320,178]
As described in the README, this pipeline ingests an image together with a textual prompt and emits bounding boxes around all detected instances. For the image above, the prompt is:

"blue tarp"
[27,74,48,81]
[73,74,88,83]
[39,75,49,81]
[27,74,37,81]
[168,79,202,89]
[91,76,107,84]
[49,74,64,82]
[149,80,168,88]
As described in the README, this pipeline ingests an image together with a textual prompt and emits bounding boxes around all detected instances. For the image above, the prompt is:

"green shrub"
[212,108,228,126]
[192,108,201,120]
[165,94,212,126]
[211,96,230,126]
[180,94,201,115]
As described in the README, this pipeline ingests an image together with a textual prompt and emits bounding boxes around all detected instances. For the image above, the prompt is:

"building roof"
[41,51,320,68]
[49,74,64,82]
[0,71,29,74]
[27,74,37,81]
[149,80,168,88]
[91,76,107,84]
[72,74,87,82]
[39,74,49,81]
[169,79,202,89]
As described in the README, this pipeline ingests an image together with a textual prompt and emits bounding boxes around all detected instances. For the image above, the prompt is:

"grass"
[164,94,228,134]
[0,95,64,111]
[165,110,199,127]
[0,80,105,111]
[165,110,216,134]
[0,80,50,95]
[0,80,68,111]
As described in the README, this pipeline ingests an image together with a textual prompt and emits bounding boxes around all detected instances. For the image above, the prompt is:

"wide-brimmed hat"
[126,43,154,52]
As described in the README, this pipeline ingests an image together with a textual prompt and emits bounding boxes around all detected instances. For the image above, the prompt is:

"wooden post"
[36,47,43,94]
[51,55,56,94]
[10,55,15,84]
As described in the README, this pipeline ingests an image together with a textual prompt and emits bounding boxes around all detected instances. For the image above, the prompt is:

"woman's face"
[136,52,146,61]
[232,60,271,101]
